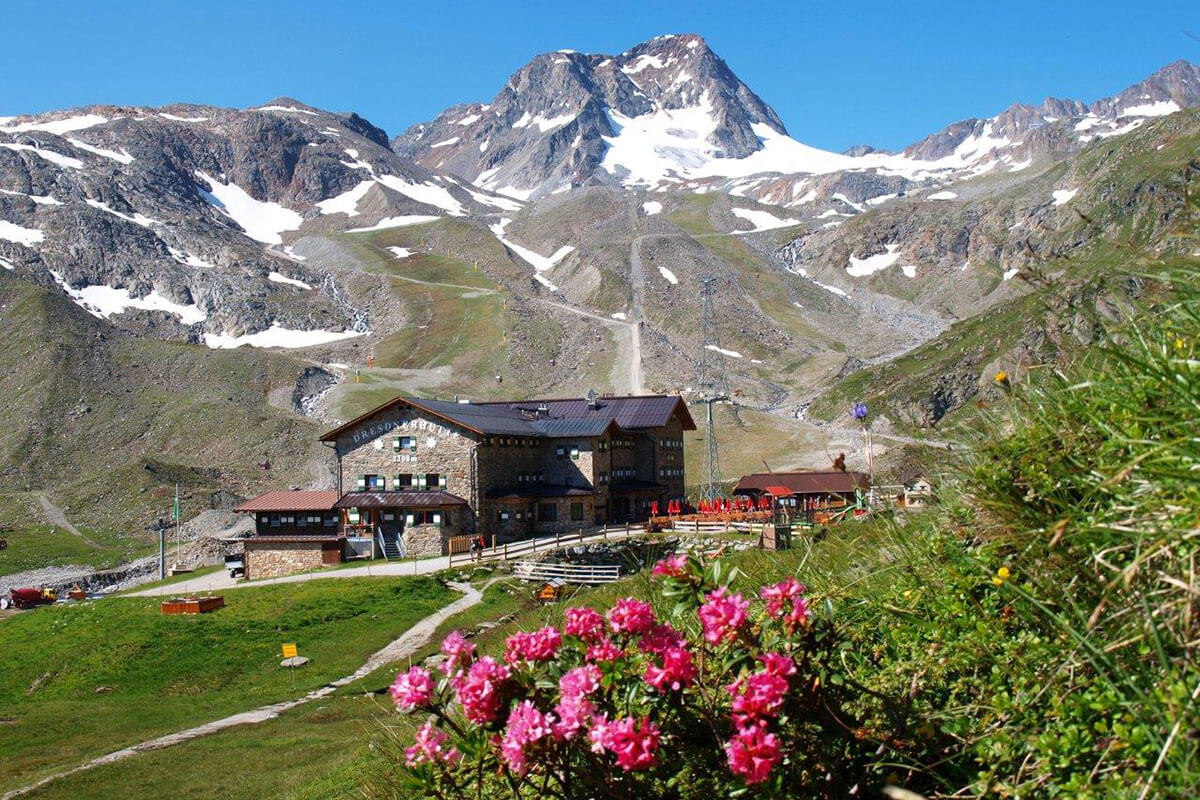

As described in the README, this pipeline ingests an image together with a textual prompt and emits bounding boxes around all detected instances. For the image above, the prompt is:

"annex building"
[235,393,695,577]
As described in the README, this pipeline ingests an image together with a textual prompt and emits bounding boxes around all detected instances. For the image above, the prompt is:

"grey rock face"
[0,99,512,339]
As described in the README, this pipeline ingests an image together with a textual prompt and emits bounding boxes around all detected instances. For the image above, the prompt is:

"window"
[596,439,609,452]
[497,509,510,522]
[394,436,417,453]
[570,502,584,521]
[297,515,307,527]
[598,470,608,484]
[570,446,580,460]
[518,471,544,484]
[420,473,446,490]
[324,513,338,527]
[357,474,385,491]
[348,508,361,524]
[539,503,557,521]
[394,474,413,490]
[270,514,280,528]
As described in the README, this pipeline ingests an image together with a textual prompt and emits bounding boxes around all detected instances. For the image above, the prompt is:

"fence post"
[556,531,561,548]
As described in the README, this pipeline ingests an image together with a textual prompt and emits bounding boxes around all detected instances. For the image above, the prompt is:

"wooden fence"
[448,525,642,567]
[513,561,622,584]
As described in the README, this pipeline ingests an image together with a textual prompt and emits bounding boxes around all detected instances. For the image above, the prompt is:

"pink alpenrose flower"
[390,665,435,711]
[698,587,749,645]
[726,725,782,785]
[405,721,461,767]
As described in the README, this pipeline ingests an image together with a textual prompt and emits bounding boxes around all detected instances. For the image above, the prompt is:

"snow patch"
[488,218,574,272]
[900,264,917,278]
[268,272,311,289]
[0,113,107,135]
[731,207,799,232]
[67,137,134,164]
[387,246,414,259]
[1052,188,1078,206]
[160,113,208,122]
[927,190,958,200]
[456,114,481,126]
[316,180,374,217]
[705,344,742,359]
[49,272,206,324]
[430,137,460,148]
[0,220,44,246]
[195,172,303,244]
[1120,100,1180,118]
[847,244,901,277]
[168,248,214,268]
[813,280,848,298]
[512,111,576,133]
[86,199,159,227]
[255,105,317,115]
[610,312,627,320]
[642,201,663,215]
[346,215,439,232]
[658,266,678,285]
[0,142,84,169]
[375,174,465,216]
[204,324,365,349]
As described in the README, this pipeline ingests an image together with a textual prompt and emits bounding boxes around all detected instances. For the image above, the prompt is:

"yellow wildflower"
[1175,336,1184,351]
[992,566,1011,586]
[994,370,1009,385]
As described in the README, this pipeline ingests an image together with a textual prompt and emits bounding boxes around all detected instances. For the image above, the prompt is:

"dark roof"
[485,484,596,500]
[334,491,469,508]
[320,394,694,442]
[234,490,340,512]
[732,471,869,496]
[244,535,344,544]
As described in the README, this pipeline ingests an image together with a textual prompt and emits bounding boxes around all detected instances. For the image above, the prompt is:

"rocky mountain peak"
[392,33,787,199]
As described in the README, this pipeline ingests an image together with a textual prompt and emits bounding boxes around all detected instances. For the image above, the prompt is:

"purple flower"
[851,402,868,422]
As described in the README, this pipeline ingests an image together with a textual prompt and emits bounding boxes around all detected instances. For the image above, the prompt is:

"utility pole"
[697,275,730,503]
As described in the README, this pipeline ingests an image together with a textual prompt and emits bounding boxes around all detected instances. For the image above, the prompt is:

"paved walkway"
[126,528,644,597]
[2,581,484,800]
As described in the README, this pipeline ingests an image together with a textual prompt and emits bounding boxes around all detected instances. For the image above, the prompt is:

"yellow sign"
[281,643,298,659]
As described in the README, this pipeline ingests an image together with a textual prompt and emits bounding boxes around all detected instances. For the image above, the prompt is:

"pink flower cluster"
[554,664,602,740]
[760,577,810,632]
[405,721,461,767]
[500,700,556,775]
[698,587,749,645]
[586,638,623,663]
[589,715,661,771]
[638,623,687,655]
[439,630,476,678]
[504,625,562,665]
[563,606,606,642]
[725,724,782,785]
[643,646,697,693]
[607,597,656,636]
[390,665,434,711]
[651,553,688,579]
[455,656,512,724]
[728,666,789,728]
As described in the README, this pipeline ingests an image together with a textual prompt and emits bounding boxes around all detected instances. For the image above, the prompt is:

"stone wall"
[402,523,447,558]
[243,540,330,579]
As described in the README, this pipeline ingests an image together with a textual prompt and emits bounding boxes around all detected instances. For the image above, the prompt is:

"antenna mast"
[697,275,730,503]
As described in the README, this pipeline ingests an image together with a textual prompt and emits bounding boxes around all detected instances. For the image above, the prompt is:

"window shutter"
[408,438,417,452]
[438,475,447,488]
[393,437,401,451]
[417,475,427,488]
[432,512,442,525]
[356,475,366,490]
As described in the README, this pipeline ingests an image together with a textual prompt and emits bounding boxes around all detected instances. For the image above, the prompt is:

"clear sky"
[3,0,1197,151]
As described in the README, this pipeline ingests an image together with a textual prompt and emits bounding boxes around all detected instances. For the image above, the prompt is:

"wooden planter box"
[161,596,225,615]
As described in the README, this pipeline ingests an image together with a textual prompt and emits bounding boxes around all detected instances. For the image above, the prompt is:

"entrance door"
[612,496,631,523]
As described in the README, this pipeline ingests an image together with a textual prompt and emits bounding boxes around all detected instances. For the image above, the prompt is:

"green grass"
[0,576,455,794]
[0,272,324,549]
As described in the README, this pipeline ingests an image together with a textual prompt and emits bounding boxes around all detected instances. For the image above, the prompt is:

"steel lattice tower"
[697,275,730,502]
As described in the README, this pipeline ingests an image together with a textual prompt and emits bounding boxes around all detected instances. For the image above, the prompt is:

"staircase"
[377,525,404,560]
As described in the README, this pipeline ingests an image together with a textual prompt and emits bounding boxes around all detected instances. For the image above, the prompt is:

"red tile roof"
[234,490,340,513]
[732,471,869,496]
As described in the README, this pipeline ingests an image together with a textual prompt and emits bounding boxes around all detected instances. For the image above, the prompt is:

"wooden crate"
[161,596,225,615]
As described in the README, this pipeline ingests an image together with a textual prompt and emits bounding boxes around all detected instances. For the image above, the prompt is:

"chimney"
[537,403,549,418]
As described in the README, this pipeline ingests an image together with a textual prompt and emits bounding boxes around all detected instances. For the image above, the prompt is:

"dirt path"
[35,493,109,550]
[626,235,649,394]
[1,581,484,800]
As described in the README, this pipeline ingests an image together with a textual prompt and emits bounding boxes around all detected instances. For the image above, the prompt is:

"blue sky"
[4,0,1197,151]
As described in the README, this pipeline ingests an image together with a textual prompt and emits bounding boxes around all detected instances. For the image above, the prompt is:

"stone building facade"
[321,393,695,548]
